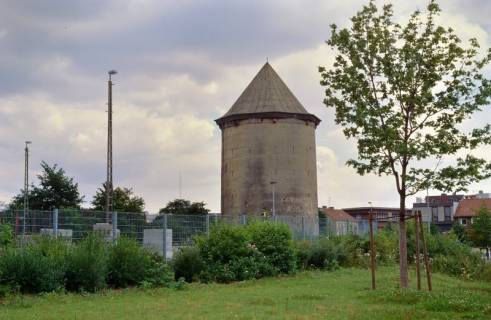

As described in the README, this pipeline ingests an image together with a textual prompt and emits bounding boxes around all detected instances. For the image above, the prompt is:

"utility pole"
[270,181,277,217]
[23,141,31,235]
[106,70,117,223]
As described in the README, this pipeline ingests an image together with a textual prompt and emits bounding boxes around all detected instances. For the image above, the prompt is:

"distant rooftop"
[454,198,491,218]
[320,206,354,221]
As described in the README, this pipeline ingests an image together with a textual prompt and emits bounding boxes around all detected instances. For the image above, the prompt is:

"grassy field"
[1,266,490,320]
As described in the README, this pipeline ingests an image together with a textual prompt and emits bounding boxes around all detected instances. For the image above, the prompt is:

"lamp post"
[106,70,117,223]
[23,141,31,235]
[270,181,277,217]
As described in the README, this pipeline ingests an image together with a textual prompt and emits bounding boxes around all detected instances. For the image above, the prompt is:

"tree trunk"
[399,196,409,288]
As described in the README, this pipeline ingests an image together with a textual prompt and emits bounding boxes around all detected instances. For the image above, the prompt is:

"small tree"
[451,222,468,243]
[468,205,491,259]
[9,161,84,210]
[158,199,209,215]
[91,184,145,213]
[319,1,491,287]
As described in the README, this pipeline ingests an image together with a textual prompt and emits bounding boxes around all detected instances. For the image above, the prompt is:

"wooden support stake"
[369,211,376,290]
[414,211,421,291]
[418,212,432,291]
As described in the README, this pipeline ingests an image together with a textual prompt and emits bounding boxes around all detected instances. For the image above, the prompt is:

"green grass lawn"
[1,266,490,320]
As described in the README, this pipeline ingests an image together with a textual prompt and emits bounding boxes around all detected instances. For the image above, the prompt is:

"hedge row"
[0,220,489,296]
[0,233,173,294]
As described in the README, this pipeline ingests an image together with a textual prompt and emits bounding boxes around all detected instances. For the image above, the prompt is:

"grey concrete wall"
[220,117,318,219]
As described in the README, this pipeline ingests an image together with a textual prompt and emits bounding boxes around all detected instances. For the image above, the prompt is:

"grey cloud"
[0,0,490,212]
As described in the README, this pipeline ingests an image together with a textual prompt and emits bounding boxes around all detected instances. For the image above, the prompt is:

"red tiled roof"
[454,199,491,218]
[320,207,355,221]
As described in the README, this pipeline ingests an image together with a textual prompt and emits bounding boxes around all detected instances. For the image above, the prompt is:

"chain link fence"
[0,209,377,257]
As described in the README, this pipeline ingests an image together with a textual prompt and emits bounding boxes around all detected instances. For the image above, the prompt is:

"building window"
[432,207,438,222]
[461,219,467,226]
[444,207,451,222]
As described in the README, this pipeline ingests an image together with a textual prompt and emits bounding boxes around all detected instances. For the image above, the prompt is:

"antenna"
[179,171,182,199]
[23,141,32,235]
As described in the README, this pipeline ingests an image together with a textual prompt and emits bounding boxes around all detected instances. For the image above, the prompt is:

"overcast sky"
[1,0,490,212]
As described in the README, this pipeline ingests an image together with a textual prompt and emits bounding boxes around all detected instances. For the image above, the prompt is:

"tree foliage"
[468,205,491,257]
[91,184,145,213]
[9,161,83,210]
[319,0,491,287]
[158,199,209,215]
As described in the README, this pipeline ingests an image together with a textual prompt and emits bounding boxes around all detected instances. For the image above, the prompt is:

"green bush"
[334,234,369,267]
[107,237,154,288]
[480,263,491,282]
[0,236,68,293]
[196,221,295,282]
[245,221,296,274]
[295,239,343,270]
[65,234,108,292]
[139,252,174,288]
[0,224,13,248]
[428,233,484,279]
[172,246,205,282]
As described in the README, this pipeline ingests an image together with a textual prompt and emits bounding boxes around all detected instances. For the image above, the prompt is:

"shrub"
[480,263,491,282]
[335,234,368,267]
[107,237,154,288]
[245,221,296,274]
[139,252,174,288]
[374,228,399,265]
[295,239,343,270]
[196,221,295,282]
[0,224,13,248]
[65,234,108,292]
[172,246,204,282]
[428,233,484,279]
[0,236,68,294]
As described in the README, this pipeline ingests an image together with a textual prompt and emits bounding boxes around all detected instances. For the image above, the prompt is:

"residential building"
[342,207,409,229]
[454,198,491,226]
[319,206,357,235]
[412,194,464,232]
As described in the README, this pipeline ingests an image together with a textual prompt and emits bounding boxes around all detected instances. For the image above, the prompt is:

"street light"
[23,141,32,235]
[270,181,277,217]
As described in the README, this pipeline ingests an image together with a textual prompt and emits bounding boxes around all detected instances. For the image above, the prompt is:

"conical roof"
[216,63,320,127]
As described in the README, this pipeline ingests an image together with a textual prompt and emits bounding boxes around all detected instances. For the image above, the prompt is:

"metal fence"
[0,210,376,257]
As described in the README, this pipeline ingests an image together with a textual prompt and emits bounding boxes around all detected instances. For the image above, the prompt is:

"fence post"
[415,211,421,291]
[112,211,118,242]
[369,212,376,290]
[53,208,59,237]
[206,214,210,236]
[418,212,432,291]
[301,216,305,240]
[163,214,168,260]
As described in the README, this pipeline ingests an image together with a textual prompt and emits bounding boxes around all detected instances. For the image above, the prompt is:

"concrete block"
[143,228,173,259]
[40,228,73,238]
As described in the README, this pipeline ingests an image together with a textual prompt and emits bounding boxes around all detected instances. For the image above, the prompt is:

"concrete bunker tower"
[216,63,320,222]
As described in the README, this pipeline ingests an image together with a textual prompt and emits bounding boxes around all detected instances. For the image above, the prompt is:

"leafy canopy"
[91,184,145,213]
[9,161,83,210]
[319,0,491,198]
[159,199,209,215]
[468,205,491,250]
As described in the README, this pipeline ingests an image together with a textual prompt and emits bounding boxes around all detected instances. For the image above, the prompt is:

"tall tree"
[158,199,209,215]
[468,205,491,259]
[319,1,491,288]
[91,184,145,213]
[9,161,84,210]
